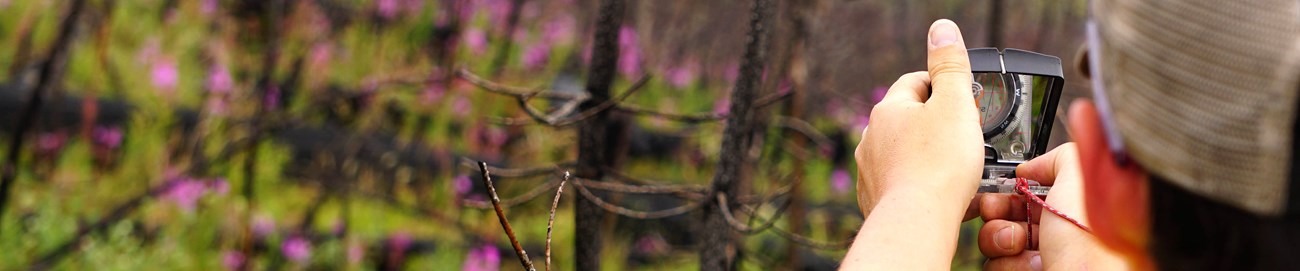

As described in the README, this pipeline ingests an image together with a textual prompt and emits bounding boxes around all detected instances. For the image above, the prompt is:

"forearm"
[840,187,967,270]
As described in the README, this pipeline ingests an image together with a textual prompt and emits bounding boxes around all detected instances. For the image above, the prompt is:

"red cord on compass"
[1014,177,1092,248]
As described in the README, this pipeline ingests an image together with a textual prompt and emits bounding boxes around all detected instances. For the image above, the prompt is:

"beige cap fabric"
[1094,0,1300,216]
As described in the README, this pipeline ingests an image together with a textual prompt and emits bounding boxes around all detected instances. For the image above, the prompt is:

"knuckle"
[928,58,971,77]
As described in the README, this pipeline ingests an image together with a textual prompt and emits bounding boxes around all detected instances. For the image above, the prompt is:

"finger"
[924,19,973,106]
[978,220,1030,257]
[879,71,930,104]
[984,251,1043,271]
[1015,143,1078,186]
[980,193,1027,222]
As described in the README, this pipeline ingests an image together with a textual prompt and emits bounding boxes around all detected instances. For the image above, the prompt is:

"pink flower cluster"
[162,176,229,213]
[463,243,500,271]
[830,169,852,195]
[92,126,124,150]
[281,236,312,263]
[618,26,643,78]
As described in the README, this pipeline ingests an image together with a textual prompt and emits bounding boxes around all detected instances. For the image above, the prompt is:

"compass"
[973,73,1021,139]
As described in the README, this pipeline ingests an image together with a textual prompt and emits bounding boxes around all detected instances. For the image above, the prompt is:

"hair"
[1147,175,1300,270]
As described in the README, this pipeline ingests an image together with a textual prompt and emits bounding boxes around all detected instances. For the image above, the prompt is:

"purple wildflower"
[618,26,642,77]
[207,64,232,94]
[221,250,245,270]
[422,83,447,105]
[201,0,218,16]
[151,58,179,95]
[253,215,276,237]
[209,178,230,195]
[485,0,513,31]
[541,16,575,44]
[206,96,229,116]
[347,241,365,264]
[164,178,208,212]
[281,236,313,263]
[452,96,472,117]
[666,62,699,88]
[464,28,489,54]
[309,42,334,67]
[634,234,670,255]
[521,43,551,70]
[36,132,66,152]
[463,244,500,271]
[453,175,472,196]
[264,86,281,111]
[376,0,399,20]
[92,126,123,149]
[830,169,852,194]
[723,63,740,83]
[713,96,731,116]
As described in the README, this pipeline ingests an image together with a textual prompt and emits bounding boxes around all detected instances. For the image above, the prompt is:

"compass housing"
[968,48,1065,179]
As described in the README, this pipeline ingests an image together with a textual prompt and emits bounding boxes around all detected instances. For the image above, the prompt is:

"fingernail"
[929,19,959,47]
[1030,254,1043,271]
[994,225,1015,250]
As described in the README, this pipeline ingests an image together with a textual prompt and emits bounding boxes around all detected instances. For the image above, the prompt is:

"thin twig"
[717,193,792,235]
[474,72,653,127]
[494,75,653,126]
[457,68,586,100]
[458,158,571,178]
[574,177,707,200]
[569,178,704,219]
[615,104,724,122]
[737,203,853,250]
[545,172,569,271]
[462,177,563,209]
[478,162,537,271]
[773,116,834,155]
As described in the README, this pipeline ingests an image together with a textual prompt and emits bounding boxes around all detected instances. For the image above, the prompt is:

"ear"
[1068,99,1154,267]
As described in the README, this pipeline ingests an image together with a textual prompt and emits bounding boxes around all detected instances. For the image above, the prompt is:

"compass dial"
[972,73,1018,138]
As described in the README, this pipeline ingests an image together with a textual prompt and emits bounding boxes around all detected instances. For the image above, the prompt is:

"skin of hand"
[840,19,984,270]
[977,143,1127,270]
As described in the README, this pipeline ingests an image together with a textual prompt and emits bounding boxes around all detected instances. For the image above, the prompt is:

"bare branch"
[458,158,571,178]
[492,75,653,127]
[773,116,834,155]
[570,178,703,219]
[462,178,563,209]
[478,162,538,271]
[545,172,570,271]
[457,68,588,101]
[615,104,724,122]
[717,192,792,235]
[575,177,707,197]
[737,203,853,250]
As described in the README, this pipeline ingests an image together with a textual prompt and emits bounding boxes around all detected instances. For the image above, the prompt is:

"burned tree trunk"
[987,0,1004,48]
[0,0,87,227]
[575,0,626,269]
[700,0,772,270]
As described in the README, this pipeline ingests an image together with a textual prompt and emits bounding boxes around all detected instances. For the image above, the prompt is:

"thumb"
[925,19,973,106]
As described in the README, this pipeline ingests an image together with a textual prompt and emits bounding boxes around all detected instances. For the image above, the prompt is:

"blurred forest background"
[0,0,1088,270]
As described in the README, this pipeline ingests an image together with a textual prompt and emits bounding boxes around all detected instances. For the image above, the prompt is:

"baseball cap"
[1090,0,1300,216]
